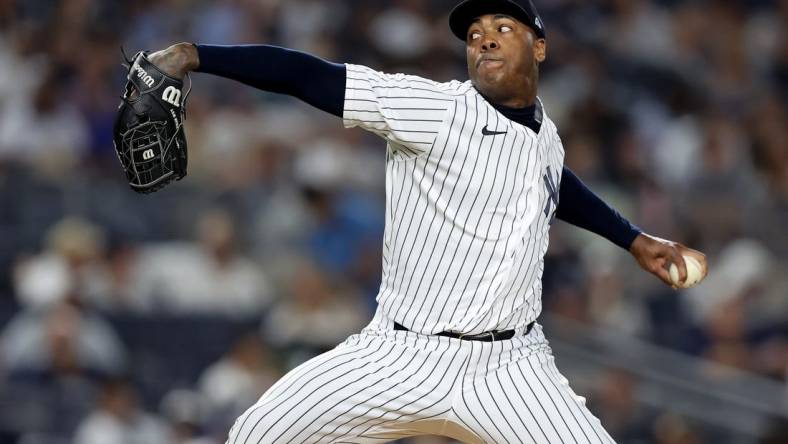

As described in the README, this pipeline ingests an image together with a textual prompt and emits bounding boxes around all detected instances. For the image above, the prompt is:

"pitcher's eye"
[469,31,482,41]
[500,25,512,33]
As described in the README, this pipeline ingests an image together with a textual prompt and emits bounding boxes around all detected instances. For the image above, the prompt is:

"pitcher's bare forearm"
[148,43,200,79]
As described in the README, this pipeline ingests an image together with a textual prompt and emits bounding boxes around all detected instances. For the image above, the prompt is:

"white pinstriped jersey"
[343,64,565,336]
[225,64,615,444]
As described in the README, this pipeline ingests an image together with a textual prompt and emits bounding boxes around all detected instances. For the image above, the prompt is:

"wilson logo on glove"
[162,86,182,107]
[134,64,155,88]
[113,49,191,194]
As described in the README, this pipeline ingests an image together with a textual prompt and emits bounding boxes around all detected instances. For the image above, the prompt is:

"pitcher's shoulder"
[433,78,475,97]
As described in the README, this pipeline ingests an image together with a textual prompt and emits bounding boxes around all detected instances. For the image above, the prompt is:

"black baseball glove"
[113,50,189,194]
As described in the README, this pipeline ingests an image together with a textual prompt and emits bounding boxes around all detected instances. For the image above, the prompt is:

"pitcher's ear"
[535,39,547,63]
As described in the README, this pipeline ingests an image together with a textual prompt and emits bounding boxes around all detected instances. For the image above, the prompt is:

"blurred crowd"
[0,0,786,443]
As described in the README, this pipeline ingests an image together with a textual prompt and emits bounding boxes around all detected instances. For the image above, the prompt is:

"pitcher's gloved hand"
[113,50,189,194]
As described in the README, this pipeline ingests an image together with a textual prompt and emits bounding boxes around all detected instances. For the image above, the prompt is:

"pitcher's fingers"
[656,263,676,287]
[669,248,688,284]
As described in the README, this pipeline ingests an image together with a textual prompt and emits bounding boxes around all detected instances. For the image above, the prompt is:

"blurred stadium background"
[0,0,786,443]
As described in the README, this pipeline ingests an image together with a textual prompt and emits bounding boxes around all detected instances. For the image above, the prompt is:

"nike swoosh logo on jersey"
[481,125,507,136]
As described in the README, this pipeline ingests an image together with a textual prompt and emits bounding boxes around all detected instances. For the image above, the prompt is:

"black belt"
[393,322,533,342]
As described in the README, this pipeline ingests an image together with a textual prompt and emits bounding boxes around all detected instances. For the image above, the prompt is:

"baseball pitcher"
[114,1,708,442]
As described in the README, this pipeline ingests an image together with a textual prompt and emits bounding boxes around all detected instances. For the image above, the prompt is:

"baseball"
[669,255,704,288]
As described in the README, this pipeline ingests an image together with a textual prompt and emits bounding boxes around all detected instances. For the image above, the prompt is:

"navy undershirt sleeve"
[194,44,346,118]
[557,167,642,250]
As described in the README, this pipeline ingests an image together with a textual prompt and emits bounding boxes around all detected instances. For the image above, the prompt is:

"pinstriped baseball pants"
[226,318,615,444]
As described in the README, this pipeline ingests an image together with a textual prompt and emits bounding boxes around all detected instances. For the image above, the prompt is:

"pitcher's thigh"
[227,336,458,444]
[454,354,616,444]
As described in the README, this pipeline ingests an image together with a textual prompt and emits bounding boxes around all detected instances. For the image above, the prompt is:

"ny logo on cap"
[535,17,543,30]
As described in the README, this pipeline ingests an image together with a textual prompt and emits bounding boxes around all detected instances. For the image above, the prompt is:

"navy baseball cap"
[449,0,545,41]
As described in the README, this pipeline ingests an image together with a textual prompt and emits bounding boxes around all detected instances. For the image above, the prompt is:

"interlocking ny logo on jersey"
[162,86,181,107]
[481,125,507,136]
[543,166,559,224]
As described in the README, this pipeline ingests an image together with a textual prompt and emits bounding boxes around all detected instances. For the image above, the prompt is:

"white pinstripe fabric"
[343,64,564,336]
[226,317,614,443]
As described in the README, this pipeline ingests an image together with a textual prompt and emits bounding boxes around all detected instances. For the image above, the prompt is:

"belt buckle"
[459,331,495,342]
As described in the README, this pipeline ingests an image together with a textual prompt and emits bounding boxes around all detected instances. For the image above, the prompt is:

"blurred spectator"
[651,412,704,444]
[292,136,385,283]
[368,0,433,60]
[581,241,648,336]
[0,300,126,378]
[159,389,216,444]
[0,67,88,174]
[0,21,47,103]
[607,0,675,66]
[133,208,274,317]
[13,216,110,309]
[264,258,367,367]
[588,368,652,442]
[278,0,347,55]
[0,300,126,439]
[73,378,172,444]
[197,334,280,421]
[683,239,772,325]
